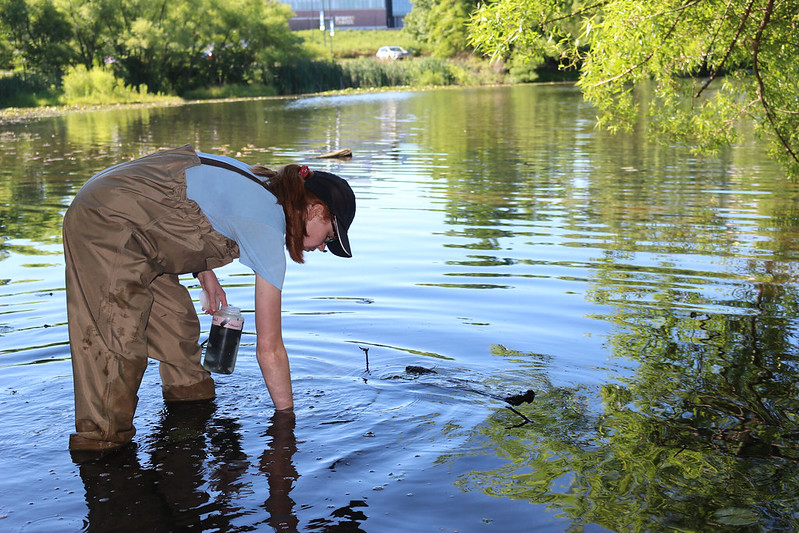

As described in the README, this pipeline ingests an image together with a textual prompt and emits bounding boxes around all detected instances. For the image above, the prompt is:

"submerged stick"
[506,405,534,424]
[360,346,370,372]
[403,365,536,425]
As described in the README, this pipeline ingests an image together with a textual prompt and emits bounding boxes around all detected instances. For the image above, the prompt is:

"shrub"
[0,72,58,108]
[341,58,412,88]
[60,65,164,105]
[410,57,455,86]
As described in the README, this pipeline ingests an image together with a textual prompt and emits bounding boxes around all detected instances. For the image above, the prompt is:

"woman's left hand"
[196,270,227,314]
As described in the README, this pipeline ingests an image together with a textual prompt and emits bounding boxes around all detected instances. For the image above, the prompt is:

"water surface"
[2,85,799,531]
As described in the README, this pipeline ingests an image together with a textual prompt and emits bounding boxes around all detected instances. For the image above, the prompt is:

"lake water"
[2,84,799,532]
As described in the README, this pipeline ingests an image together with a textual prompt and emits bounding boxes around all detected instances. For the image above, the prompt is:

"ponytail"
[250,163,328,264]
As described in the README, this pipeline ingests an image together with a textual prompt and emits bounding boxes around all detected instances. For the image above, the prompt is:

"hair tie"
[298,165,310,179]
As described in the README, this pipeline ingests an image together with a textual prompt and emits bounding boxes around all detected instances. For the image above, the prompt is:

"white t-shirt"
[185,152,286,290]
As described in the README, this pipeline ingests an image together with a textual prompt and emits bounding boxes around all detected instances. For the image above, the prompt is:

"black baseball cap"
[303,170,356,257]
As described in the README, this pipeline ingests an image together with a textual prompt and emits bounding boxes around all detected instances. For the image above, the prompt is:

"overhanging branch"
[593,0,702,88]
[540,0,610,28]
[695,0,756,98]
[753,0,799,166]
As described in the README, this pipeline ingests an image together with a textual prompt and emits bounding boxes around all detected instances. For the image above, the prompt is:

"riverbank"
[0,83,473,125]
[0,84,431,125]
[0,98,187,125]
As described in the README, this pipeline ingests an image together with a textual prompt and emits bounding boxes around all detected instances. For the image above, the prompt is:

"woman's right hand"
[196,270,227,314]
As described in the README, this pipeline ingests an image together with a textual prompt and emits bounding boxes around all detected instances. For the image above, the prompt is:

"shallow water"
[2,85,799,531]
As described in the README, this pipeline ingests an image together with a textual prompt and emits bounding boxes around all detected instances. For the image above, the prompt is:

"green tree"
[404,0,477,57]
[52,0,119,69]
[0,0,73,75]
[0,0,301,96]
[0,0,28,69]
[469,0,799,179]
[111,0,300,94]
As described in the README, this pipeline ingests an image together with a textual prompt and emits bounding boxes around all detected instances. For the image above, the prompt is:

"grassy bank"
[296,29,430,59]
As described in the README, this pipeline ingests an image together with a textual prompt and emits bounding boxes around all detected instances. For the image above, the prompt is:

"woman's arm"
[254,274,293,410]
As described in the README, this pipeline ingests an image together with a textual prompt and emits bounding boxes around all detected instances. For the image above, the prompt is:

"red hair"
[250,164,329,264]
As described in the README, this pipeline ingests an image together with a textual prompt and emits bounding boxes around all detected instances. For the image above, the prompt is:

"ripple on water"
[20,517,88,532]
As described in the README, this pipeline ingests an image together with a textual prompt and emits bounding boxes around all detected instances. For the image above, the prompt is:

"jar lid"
[218,305,242,316]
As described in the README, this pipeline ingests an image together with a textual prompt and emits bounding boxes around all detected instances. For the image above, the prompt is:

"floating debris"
[315,148,352,159]
[405,365,437,375]
[504,389,536,406]
[401,364,534,426]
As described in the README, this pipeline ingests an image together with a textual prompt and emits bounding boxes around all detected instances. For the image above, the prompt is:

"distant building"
[285,0,412,30]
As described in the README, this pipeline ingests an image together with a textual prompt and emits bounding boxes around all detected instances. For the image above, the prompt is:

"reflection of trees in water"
[76,405,369,532]
[592,257,799,460]
[446,147,799,528]
[460,261,799,530]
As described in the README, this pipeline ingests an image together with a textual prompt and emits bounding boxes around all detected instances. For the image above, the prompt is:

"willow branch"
[696,0,733,58]
[641,0,707,21]
[593,2,696,88]
[695,0,756,98]
[540,0,610,28]
[723,98,762,126]
[753,0,799,165]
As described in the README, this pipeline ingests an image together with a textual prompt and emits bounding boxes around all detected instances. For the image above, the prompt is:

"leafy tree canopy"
[469,0,799,179]
[0,0,302,94]
[405,0,479,57]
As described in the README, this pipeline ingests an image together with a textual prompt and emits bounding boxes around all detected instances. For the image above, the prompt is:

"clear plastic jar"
[203,305,244,374]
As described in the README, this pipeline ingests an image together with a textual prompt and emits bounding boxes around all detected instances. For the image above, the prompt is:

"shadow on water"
[75,405,366,532]
[76,402,257,532]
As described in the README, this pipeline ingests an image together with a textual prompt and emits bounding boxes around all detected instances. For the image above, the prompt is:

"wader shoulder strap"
[192,156,268,279]
[198,156,267,189]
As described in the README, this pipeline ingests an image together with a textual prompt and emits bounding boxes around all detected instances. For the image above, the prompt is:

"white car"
[376,46,412,60]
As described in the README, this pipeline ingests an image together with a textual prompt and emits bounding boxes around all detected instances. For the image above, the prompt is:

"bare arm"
[254,274,293,410]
